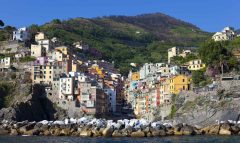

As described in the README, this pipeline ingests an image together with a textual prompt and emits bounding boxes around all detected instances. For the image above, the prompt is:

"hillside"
[12,13,212,74]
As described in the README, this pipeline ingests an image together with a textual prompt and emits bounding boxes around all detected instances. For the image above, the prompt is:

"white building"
[34,32,53,52]
[37,39,53,52]
[73,41,89,51]
[168,47,180,64]
[13,27,30,42]
[59,77,74,101]
[212,27,236,41]
[31,44,46,58]
[139,63,157,79]
[0,57,11,69]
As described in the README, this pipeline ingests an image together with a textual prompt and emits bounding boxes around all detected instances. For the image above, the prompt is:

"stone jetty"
[0,118,240,137]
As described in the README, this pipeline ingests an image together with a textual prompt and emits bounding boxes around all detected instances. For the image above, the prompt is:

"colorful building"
[169,75,191,94]
[131,72,140,81]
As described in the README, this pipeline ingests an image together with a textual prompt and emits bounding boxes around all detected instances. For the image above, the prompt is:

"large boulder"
[92,127,101,137]
[10,129,18,136]
[79,130,92,137]
[202,125,220,135]
[131,130,145,137]
[230,125,240,134]
[112,130,126,137]
[102,126,113,137]
[181,125,195,135]
[0,127,9,135]
[166,127,174,135]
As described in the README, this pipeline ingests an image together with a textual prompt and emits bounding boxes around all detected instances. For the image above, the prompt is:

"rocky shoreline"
[0,118,239,137]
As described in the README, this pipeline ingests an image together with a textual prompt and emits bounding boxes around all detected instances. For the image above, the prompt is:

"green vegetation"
[19,56,36,63]
[0,83,13,108]
[171,53,198,65]
[33,13,211,75]
[170,105,177,119]
[0,25,16,41]
[198,40,239,73]
[191,70,212,87]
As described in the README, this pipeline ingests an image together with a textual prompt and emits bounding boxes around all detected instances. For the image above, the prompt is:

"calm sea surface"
[0,136,240,143]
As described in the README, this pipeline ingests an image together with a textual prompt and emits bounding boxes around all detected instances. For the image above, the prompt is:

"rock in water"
[131,130,145,137]
[219,128,231,135]
[208,125,220,135]
[80,130,92,137]
[0,127,9,135]
[102,126,113,137]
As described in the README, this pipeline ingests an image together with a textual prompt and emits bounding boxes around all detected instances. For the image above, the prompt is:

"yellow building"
[169,75,191,95]
[187,59,206,71]
[131,72,140,81]
[91,65,104,78]
[31,62,65,85]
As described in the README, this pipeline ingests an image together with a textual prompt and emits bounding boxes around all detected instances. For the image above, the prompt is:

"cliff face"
[173,81,240,127]
[0,84,67,122]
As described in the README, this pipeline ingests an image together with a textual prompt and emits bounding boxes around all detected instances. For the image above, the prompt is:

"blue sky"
[0,0,239,32]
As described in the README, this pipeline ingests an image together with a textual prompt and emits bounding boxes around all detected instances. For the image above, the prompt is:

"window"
[49,76,51,78]
[183,86,185,90]
[183,79,185,82]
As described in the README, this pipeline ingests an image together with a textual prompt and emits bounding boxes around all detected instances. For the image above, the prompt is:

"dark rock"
[230,125,240,134]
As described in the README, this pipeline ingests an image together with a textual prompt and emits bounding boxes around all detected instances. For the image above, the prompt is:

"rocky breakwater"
[0,118,240,137]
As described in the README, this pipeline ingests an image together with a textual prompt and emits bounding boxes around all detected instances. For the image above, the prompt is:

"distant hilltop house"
[168,47,192,63]
[13,27,30,42]
[73,41,89,51]
[212,27,236,41]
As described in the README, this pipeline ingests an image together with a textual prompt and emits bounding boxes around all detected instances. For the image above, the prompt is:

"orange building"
[131,72,140,81]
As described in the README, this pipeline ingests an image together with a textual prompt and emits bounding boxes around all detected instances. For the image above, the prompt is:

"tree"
[0,20,4,27]
[198,40,236,73]
[192,70,205,87]
[52,19,61,24]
